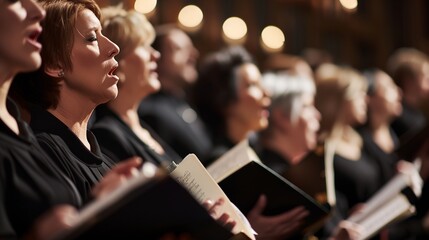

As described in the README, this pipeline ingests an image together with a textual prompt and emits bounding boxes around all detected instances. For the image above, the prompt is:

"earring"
[58,70,64,78]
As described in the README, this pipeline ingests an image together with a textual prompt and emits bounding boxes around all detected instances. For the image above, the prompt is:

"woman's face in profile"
[0,0,45,73]
[370,71,402,119]
[227,63,271,132]
[296,93,320,151]
[119,43,160,96]
[343,86,368,126]
[65,9,120,105]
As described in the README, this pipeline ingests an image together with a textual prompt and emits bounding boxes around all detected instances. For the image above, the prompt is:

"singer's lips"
[108,64,118,76]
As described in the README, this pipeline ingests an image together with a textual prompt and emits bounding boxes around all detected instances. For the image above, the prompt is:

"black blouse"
[0,100,81,239]
[138,91,213,162]
[334,150,382,212]
[359,126,400,184]
[92,105,179,166]
[256,147,292,175]
[29,107,114,202]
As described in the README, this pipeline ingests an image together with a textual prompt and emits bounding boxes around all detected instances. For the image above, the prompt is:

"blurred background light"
[261,25,285,52]
[134,0,157,15]
[178,5,204,31]
[222,17,247,43]
[339,0,358,10]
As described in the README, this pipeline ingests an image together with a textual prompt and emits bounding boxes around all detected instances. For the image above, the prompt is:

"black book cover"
[281,144,332,208]
[59,175,235,240]
[218,161,330,235]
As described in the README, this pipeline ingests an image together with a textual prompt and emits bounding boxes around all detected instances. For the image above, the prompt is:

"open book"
[56,163,239,240]
[206,140,330,236]
[346,167,422,240]
[281,140,336,208]
[170,154,256,240]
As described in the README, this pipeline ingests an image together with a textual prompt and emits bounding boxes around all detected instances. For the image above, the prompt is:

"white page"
[171,154,256,239]
[207,140,252,182]
[357,195,415,240]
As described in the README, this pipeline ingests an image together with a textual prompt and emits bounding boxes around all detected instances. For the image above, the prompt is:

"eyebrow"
[75,25,100,39]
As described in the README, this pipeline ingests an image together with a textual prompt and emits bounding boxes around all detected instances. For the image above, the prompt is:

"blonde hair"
[101,5,155,61]
[315,64,367,136]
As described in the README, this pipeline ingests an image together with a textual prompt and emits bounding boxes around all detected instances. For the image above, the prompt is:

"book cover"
[57,164,236,240]
[281,141,336,208]
[207,140,330,235]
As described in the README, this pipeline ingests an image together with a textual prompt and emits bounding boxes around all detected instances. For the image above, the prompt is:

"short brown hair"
[13,0,101,109]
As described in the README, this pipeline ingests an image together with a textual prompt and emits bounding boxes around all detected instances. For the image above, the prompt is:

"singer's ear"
[45,66,64,78]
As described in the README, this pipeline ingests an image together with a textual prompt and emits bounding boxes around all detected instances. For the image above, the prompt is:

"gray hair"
[262,71,315,124]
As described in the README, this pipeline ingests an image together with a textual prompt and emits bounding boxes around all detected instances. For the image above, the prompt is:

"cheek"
[248,86,263,100]
[72,49,100,72]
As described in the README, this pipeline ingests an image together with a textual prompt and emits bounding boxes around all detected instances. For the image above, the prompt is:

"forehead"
[238,63,260,82]
[166,30,192,48]
[75,8,100,31]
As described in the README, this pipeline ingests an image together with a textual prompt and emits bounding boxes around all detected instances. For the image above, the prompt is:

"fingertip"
[134,157,143,164]
[130,167,140,177]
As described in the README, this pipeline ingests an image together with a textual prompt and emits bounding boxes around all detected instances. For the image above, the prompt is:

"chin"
[258,119,269,130]
[103,88,119,102]
[21,56,42,72]
[149,79,161,91]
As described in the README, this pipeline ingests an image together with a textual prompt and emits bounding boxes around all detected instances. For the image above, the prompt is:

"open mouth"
[27,28,42,49]
[108,64,119,80]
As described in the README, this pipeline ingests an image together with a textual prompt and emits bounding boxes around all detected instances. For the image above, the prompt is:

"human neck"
[49,93,94,150]
[226,119,251,144]
[108,98,141,129]
[0,72,19,134]
[369,117,395,153]
[159,75,186,99]
[261,131,307,165]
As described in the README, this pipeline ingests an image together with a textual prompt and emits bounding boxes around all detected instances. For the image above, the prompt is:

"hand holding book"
[246,195,310,239]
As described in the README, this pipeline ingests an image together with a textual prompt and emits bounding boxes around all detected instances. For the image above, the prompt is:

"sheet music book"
[346,168,422,240]
[206,140,330,236]
[56,163,239,240]
[171,154,256,240]
[281,140,336,208]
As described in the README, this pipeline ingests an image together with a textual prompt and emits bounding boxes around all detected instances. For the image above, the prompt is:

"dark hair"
[151,24,179,54]
[191,45,253,138]
[387,48,429,89]
[11,0,101,110]
[362,68,379,96]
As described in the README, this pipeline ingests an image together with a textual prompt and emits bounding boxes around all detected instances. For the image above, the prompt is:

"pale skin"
[367,70,402,154]
[0,2,143,239]
[102,11,238,232]
[107,38,165,155]
[225,63,310,239]
[156,29,199,98]
[262,93,321,165]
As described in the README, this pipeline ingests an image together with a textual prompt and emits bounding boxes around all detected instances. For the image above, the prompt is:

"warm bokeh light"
[178,5,203,31]
[261,26,285,52]
[134,0,157,15]
[339,0,358,10]
[222,17,247,42]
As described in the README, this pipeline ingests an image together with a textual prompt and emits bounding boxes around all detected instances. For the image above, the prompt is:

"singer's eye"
[86,36,98,42]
